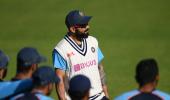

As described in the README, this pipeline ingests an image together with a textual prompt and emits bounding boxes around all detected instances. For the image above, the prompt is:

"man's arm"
[98,63,109,99]
[55,69,66,100]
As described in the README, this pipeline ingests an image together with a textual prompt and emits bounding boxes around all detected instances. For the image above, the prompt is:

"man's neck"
[139,83,157,93]
[32,87,47,95]
[0,76,3,80]
[14,72,31,80]
[0,70,4,79]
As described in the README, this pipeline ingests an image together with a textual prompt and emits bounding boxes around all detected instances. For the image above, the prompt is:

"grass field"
[0,0,170,99]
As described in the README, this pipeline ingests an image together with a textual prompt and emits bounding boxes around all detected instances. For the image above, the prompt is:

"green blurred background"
[0,0,170,99]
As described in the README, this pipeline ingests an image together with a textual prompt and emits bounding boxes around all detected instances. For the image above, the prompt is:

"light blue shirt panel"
[10,93,24,100]
[52,50,67,70]
[98,48,104,63]
[35,94,54,100]
[153,90,170,100]
[0,79,32,99]
[10,93,54,100]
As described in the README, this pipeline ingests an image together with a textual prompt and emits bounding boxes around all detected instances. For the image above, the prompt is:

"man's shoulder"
[114,90,140,100]
[153,90,170,99]
[87,36,98,44]
[54,38,68,49]
[88,36,97,40]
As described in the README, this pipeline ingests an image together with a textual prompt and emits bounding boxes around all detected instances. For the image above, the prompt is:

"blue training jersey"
[10,92,54,100]
[0,79,32,99]
[114,89,170,100]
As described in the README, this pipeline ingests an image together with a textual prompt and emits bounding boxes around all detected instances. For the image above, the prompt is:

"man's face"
[74,24,89,39]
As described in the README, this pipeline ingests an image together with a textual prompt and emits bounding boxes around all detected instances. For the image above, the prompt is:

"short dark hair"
[135,58,159,87]
[68,89,89,100]
[68,75,91,100]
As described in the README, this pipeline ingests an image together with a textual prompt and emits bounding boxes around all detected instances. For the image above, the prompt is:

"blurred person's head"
[32,66,60,96]
[65,10,92,40]
[0,50,9,81]
[68,75,91,100]
[135,58,159,88]
[14,47,46,80]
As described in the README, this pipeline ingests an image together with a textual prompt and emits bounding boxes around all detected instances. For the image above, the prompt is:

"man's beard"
[75,29,89,40]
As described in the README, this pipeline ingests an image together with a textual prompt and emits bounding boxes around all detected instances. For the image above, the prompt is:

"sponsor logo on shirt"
[73,59,97,72]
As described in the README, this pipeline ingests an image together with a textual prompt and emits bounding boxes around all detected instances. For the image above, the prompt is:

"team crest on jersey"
[91,47,95,53]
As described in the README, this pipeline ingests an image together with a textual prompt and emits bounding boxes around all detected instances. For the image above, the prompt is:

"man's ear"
[31,64,38,72]
[69,26,76,33]
[156,75,159,81]
[1,69,7,79]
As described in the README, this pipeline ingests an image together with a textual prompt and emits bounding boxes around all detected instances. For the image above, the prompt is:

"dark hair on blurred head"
[68,90,89,100]
[68,75,91,100]
[135,58,159,87]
